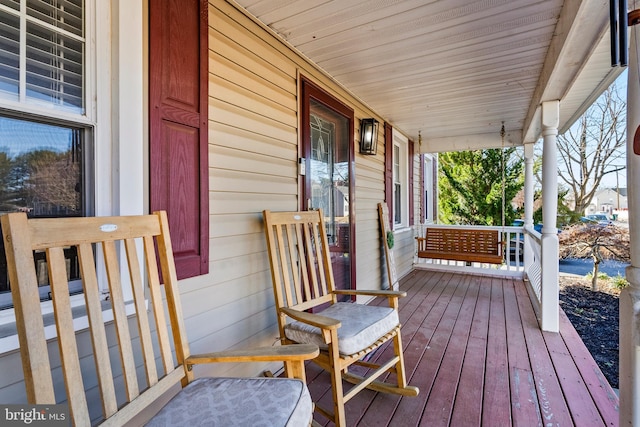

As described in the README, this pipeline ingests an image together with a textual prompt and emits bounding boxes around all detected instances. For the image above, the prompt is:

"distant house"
[587,187,628,214]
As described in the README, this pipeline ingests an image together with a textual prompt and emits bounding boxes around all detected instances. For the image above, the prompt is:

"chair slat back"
[263,210,336,313]
[1,211,192,425]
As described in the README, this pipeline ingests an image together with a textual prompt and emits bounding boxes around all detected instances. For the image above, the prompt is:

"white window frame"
[0,0,94,312]
[0,0,146,353]
[423,154,435,223]
[392,129,409,230]
[0,0,94,123]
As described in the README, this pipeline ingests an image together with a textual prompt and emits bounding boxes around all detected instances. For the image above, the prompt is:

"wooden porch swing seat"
[416,227,504,264]
[2,211,319,426]
[262,209,419,427]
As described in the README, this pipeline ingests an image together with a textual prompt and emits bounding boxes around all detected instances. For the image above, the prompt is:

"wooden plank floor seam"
[302,270,619,427]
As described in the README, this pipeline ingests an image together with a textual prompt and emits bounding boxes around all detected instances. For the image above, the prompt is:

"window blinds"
[0,0,84,112]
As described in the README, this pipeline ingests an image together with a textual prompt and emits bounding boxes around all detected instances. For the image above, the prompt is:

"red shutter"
[149,0,209,279]
[408,139,415,226]
[384,123,393,228]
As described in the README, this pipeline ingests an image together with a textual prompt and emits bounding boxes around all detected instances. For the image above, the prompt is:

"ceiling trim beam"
[419,130,523,154]
[523,0,609,143]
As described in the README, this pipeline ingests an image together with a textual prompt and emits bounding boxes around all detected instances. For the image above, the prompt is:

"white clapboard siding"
[0,1,406,411]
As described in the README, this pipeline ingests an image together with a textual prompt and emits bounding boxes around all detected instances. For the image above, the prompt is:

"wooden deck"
[306,269,619,426]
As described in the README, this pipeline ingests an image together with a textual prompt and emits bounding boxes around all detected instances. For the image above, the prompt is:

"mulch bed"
[559,277,619,389]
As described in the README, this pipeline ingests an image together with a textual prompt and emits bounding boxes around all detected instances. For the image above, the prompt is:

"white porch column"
[523,143,535,268]
[540,100,560,333]
[620,19,640,425]
[523,143,535,228]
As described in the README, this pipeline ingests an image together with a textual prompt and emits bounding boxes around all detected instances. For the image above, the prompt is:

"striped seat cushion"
[146,377,312,427]
[284,302,399,356]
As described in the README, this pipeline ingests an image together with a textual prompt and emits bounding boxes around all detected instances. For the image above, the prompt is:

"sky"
[577,69,627,190]
[0,116,73,159]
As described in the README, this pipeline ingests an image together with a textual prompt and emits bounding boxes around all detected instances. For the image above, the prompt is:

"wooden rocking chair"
[262,210,419,426]
[2,211,318,426]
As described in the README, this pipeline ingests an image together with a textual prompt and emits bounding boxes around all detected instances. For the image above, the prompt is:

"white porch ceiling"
[231,0,625,152]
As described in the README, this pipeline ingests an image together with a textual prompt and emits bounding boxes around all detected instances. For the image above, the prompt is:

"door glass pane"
[309,98,351,292]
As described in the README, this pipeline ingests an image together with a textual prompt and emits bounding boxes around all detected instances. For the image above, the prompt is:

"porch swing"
[415,124,506,265]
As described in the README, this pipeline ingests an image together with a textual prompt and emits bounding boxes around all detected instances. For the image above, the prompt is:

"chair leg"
[328,338,346,427]
[393,331,408,389]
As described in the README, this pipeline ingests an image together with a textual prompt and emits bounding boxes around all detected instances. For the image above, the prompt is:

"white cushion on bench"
[284,302,399,356]
[146,377,312,427]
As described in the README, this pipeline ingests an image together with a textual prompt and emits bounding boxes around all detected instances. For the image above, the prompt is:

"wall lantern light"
[359,118,379,155]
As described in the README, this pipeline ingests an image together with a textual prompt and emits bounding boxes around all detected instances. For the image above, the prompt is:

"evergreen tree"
[438,148,524,225]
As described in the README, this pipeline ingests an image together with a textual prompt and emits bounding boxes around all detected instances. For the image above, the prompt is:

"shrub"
[611,274,629,290]
[585,272,609,281]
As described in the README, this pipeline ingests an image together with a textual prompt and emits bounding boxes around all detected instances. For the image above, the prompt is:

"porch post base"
[620,266,640,426]
[540,232,559,332]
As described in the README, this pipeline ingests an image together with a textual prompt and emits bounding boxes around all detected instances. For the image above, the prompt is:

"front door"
[301,79,354,293]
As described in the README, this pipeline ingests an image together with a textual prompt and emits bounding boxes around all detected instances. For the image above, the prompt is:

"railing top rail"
[523,226,542,243]
[420,224,523,232]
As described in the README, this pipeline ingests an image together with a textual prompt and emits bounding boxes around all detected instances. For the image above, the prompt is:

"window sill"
[392,226,413,235]
[0,296,138,355]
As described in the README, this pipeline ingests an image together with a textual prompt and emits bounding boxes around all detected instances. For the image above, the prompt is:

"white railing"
[412,223,549,329]
[523,226,542,307]
[413,224,526,277]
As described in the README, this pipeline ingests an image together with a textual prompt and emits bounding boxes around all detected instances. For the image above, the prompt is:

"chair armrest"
[332,289,406,298]
[186,344,319,365]
[186,344,319,382]
[281,307,341,330]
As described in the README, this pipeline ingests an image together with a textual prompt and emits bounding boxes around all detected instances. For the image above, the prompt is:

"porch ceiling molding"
[420,130,522,154]
[522,0,623,143]
[231,0,625,152]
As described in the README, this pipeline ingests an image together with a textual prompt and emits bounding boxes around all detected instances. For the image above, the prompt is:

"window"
[0,0,85,114]
[423,154,434,223]
[0,0,89,310]
[0,116,90,309]
[392,130,408,229]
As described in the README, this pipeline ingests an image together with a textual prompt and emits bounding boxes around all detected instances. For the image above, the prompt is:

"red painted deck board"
[503,279,543,426]
[449,276,491,426]
[387,275,470,426]
[557,310,619,426]
[481,278,512,426]
[514,277,575,426]
[422,275,478,426]
[305,270,619,426]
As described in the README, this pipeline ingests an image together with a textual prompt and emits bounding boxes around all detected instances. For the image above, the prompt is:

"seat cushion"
[284,302,399,356]
[145,377,312,427]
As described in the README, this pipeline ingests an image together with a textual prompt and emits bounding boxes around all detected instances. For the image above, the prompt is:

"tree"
[27,151,81,213]
[556,84,626,216]
[0,152,14,212]
[438,148,524,225]
[11,149,81,216]
[559,223,630,291]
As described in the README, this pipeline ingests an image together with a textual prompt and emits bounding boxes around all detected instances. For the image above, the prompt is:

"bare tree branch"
[559,223,630,290]
[555,85,626,216]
